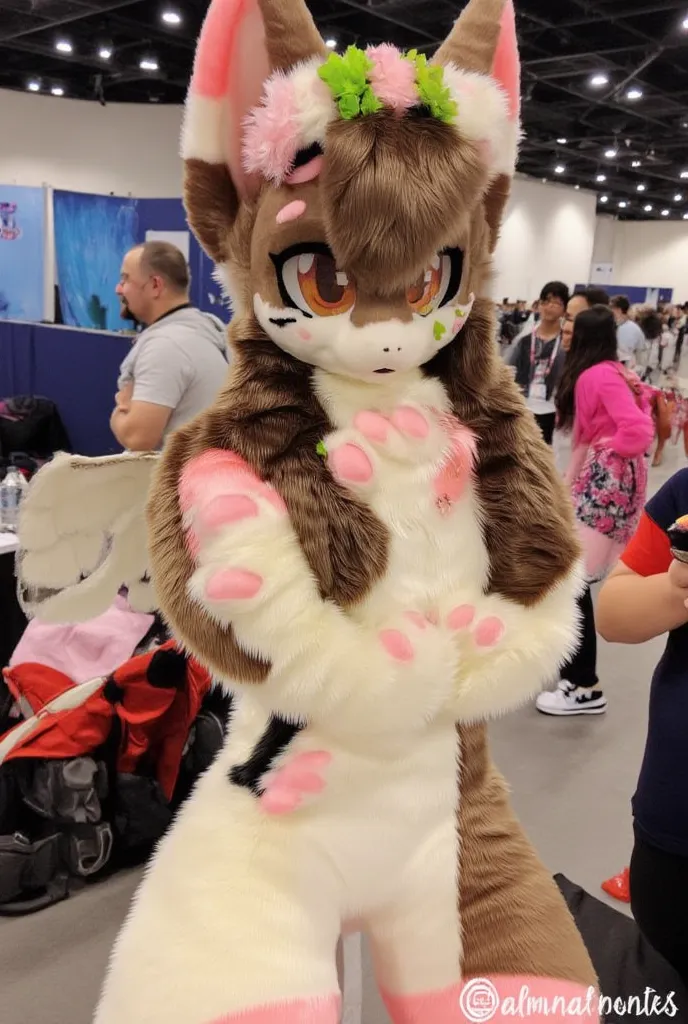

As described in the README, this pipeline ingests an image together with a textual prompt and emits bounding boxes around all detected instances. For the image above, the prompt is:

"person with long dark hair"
[537,305,655,716]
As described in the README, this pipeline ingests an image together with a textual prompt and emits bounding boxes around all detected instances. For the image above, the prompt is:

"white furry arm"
[444,563,585,722]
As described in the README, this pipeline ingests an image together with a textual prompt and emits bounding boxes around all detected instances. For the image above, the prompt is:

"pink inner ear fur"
[491,0,520,121]
[189,0,270,199]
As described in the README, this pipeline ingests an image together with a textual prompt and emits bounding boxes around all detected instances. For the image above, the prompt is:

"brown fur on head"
[321,111,487,296]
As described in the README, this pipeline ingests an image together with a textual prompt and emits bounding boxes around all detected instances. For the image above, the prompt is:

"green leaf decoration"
[316,440,328,458]
[433,321,447,341]
[455,308,465,318]
[407,50,458,124]
[318,46,377,120]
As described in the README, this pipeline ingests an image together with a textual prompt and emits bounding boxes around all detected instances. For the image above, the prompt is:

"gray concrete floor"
[1,442,683,1024]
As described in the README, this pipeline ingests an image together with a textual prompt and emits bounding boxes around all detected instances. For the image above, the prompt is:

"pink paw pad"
[329,443,374,484]
[391,406,429,439]
[354,410,390,443]
[379,629,415,662]
[447,604,476,630]
[205,568,263,601]
[260,751,332,816]
[197,494,259,533]
[404,611,428,630]
[474,616,504,648]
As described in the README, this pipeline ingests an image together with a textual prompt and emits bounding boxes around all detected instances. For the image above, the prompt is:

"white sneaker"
[536,679,607,716]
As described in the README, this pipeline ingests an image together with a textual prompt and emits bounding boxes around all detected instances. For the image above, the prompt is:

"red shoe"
[601,867,630,903]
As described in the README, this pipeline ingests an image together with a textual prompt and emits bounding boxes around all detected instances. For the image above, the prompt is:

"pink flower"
[242,73,300,183]
[366,44,418,113]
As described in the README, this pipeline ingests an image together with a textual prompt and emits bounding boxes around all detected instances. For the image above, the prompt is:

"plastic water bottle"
[0,464,28,533]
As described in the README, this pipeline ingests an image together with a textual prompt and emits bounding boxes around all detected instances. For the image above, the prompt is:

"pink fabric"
[382,984,462,1023]
[10,595,154,684]
[366,44,418,112]
[573,362,654,459]
[491,0,520,121]
[209,994,341,1023]
[577,522,624,583]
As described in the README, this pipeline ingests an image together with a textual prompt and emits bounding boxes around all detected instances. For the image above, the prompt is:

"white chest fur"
[314,368,490,627]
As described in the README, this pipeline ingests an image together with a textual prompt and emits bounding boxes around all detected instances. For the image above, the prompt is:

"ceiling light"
[51,86,65,96]
[554,164,566,174]
[326,38,337,49]
[662,209,670,216]
[162,10,181,25]
[27,80,40,92]
[626,87,643,101]
[683,15,688,30]
[681,170,688,179]
[618,201,628,208]
[675,193,684,202]
[605,148,617,159]
[631,160,642,168]
[596,174,607,183]
[55,40,72,53]
[140,58,159,71]
[644,204,653,212]
[556,137,568,145]
[599,195,609,203]
[590,73,609,88]
[98,47,112,60]
[683,213,688,220]
[574,184,580,190]
[637,183,646,192]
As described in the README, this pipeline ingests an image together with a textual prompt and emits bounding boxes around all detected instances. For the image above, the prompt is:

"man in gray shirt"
[111,241,228,451]
[611,294,646,368]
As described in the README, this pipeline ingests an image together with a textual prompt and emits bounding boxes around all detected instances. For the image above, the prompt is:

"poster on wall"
[0,185,46,322]
[53,190,138,331]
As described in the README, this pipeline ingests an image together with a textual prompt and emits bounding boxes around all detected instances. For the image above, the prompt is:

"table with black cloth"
[0,532,25,670]
[0,319,131,457]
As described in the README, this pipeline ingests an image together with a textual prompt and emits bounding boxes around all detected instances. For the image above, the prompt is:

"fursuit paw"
[324,406,476,511]
[180,450,315,632]
[375,611,456,728]
[260,751,332,815]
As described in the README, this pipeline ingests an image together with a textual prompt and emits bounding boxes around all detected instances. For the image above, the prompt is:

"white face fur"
[253,247,475,383]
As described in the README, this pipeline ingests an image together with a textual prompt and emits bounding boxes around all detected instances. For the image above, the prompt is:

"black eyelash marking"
[228,715,305,797]
[269,317,297,327]
[292,142,323,169]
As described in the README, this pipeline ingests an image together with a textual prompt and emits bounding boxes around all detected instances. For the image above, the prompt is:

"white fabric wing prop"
[15,452,159,623]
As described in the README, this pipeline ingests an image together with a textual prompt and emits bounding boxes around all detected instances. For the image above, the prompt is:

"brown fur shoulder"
[426,297,580,606]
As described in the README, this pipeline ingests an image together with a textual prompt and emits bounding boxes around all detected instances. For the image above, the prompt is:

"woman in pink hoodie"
[537,305,655,717]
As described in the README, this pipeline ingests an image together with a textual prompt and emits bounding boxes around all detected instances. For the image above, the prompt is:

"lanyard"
[529,329,560,376]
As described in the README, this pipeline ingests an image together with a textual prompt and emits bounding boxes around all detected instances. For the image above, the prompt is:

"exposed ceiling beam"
[0,0,141,43]
[334,0,442,43]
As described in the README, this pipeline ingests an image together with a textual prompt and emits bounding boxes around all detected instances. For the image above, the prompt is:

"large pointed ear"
[433,0,520,252]
[181,0,327,263]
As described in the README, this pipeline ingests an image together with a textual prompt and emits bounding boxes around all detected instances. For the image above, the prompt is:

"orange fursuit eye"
[298,253,355,317]
[407,259,443,316]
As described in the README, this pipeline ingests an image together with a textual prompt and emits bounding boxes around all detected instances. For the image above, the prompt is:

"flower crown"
[317,45,458,124]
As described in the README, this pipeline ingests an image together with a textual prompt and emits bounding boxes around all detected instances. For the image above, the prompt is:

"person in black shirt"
[597,469,688,983]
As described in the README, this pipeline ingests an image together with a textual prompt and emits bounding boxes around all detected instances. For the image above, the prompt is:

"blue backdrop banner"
[0,185,46,322]
[53,190,139,331]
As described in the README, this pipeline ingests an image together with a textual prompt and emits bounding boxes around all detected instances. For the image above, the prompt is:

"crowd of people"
[500,281,688,984]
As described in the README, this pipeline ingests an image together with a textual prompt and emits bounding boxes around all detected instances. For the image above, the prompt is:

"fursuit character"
[15,0,598,1020]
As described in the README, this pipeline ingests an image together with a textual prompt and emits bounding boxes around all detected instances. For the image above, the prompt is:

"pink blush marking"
[205,568,263,601]
[354,410,390,443]
[404,611,427,631]
[391,406,429,438]
[285,155,324,185]
[276,199,306,225]
[329,443,374,484]
[448,604,476,631]
[298,328,312,342]
[474,616,505,648]
[433,457,469,504]
[380,629,414,662]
